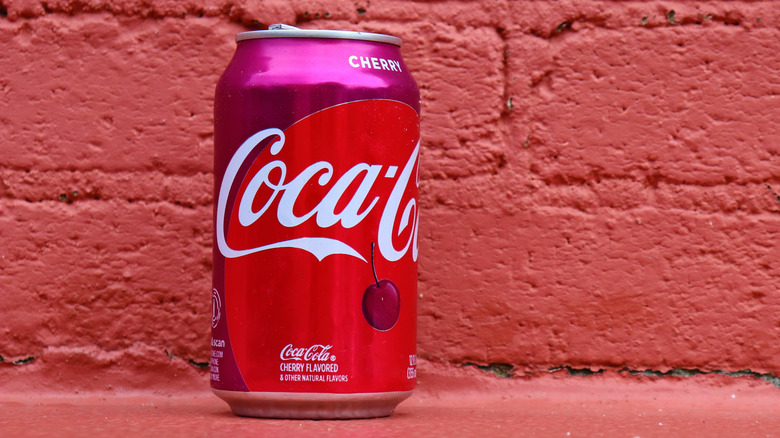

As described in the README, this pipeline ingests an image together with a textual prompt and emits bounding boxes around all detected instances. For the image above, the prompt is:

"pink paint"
[3,363,780,435]
[1,3,779,395]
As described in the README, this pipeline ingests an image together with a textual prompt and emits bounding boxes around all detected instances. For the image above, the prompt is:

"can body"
[211,27,420,419]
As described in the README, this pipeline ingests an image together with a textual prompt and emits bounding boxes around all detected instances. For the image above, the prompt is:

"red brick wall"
[1,1,779,392]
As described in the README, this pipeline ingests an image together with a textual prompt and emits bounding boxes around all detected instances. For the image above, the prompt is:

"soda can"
[211,24,420,419]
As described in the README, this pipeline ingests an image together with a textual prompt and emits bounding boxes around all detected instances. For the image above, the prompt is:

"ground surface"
[3,364,779,437]
[2,2,780,383]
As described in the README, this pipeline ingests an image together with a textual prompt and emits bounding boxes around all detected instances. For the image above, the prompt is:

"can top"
[236,24,402,47]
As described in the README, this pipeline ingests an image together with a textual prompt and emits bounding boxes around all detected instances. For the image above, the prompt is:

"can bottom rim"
[212,388,414,419]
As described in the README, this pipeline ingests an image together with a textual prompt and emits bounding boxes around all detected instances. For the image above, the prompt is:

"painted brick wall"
[1,1,778,392]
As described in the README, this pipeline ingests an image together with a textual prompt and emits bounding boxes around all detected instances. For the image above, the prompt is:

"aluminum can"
[211,24,420,419]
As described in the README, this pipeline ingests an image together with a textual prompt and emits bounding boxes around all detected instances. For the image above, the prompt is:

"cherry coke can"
[211,24,420,419]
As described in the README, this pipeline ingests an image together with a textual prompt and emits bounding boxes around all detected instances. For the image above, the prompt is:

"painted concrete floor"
[2,364,779,437]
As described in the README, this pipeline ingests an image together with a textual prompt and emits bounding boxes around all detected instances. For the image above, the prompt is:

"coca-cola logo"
[279,344,335,362]
[216,100,420,263]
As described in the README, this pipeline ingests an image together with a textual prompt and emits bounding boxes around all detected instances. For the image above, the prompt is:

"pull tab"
[268,24,301,31]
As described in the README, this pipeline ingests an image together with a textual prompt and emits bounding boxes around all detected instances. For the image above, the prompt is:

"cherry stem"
[370,242,380,287]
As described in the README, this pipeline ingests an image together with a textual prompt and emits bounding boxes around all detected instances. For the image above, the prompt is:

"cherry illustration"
[362,242,400,331]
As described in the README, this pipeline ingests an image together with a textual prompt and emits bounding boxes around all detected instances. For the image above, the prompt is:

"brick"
[2,0,230,20]
[0,169,212,206]
[0,15,240,173]
[404,23,506,179]
[418,206,780,373]
[0,199,211,361]
[503,1,780,37]
[506,25,780,184]
[421,177,780,217]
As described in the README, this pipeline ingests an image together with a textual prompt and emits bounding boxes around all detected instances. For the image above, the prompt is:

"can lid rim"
[236,29,402,46]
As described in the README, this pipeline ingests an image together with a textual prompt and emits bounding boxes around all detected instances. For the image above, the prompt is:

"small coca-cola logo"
[280,344,336,362]
[216,101,420,264]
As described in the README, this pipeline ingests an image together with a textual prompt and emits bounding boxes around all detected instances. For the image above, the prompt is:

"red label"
[212,100,419,393]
